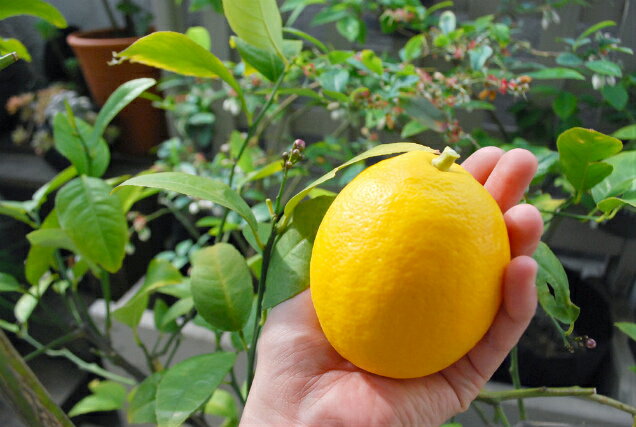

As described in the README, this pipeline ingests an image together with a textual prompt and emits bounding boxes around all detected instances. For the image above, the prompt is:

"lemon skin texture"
[310,150,510,379]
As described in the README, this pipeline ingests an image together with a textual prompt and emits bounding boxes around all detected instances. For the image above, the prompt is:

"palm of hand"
[242,147,543,426]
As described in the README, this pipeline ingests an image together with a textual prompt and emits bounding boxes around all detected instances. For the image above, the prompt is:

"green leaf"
[557,128,623,197]
[360,50,383,75]
[319,69,349,93]
[25,210,59,286]
[552,92,577,120]
[556,52,583,67]
[616,322,636,341]
[185,26,211,50]
[114,259,183,328]
[469,45,493,70]
[89,78,156,159]
[153,299,180,333]
[527,68,585,80]
[401,120,428,138]
[160,298,193,330]
[69,380,126,417]
[128,372,164,424]
[0,201,36,227]
[533,242,580,327]
[336,16,362,43]
[401,97,445,131]
[222,0,285,58]
[264,196,334,308]
[400,34,425,62]
[155,353,236,427]
[0,273,22,293]
[204,389,238,421]
[32,167,77,209]
[239,161,283,187]
[191,244,253,331]
[234,37,284,82]
[601,84,628,111]
[118,172,259,238]
[612,124,636,140]
[14,274,54,324]
[591,151,636,214]
[53,113,109,178]
[282,27,328,54]
[56,177,128,273]
[0,38,31,62]
[0,0,67,28]
[578,20,616,41]
[439,10,456,34]
[115,32,243,101]
[26,228,76,252]
[284,143,435,217]
[585,60,622,77]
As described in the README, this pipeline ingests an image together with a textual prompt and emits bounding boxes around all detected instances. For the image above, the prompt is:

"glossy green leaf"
[32,167,77,208]
[185,26,211,50]
[612,124,636,140]
[0,0,67,27]
[26,228,76,252]
[153,299,180,333]
[264,196,334,308]
[360,50,383,75]
[616,322,636,341]
[591,151,636,214]
[282,27,328,54]
[401,97,445,131]
[0,38,31,62]
[552,92,577,120]
[14,274,54,324]
[114,259,183,328]
[191,244,253,331]
[239,161,283,187]
[284,143,435,217]
[155,352,236,427]
[115,32,243,99]
[223,0,284,58]
[400,34,425,62]
[533,242,580,327]
[89,78,156,154]
[128,372,164,424]
[336,16,362,43]
[0,201,36,227]
[527,68,585,80]
[319,69,349,93]
[401,120,428,138]
[557,128,623,197]
[585,60,622,77]
[234,37,284,82]
[69,380,126,417]
[53,113,109,177]
[601,84,628,111]
[556,52,583,67]
[0,273,22,293]
[118,172,259,237]
[160,297,194,330]
[24,211,59,286]
[204,389,238,422]
[578,20,616,40]
[56,177,128,272]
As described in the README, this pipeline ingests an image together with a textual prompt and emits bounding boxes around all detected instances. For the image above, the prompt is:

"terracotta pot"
[67,29,167,155]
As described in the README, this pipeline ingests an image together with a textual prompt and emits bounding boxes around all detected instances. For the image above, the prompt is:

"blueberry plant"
[1,0,636,426]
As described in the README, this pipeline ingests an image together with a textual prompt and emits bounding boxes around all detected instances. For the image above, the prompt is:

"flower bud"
[293,139,306,150]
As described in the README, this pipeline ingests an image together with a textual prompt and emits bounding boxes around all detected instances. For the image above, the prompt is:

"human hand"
[241,147,543,426]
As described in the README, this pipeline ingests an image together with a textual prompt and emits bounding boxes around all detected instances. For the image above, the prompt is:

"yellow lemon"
[310,148,510,379]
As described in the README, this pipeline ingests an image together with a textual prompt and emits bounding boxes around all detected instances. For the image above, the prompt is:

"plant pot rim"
[66,28,142,47]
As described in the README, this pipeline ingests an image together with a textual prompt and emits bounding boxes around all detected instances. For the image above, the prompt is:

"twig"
[509,346,527,419]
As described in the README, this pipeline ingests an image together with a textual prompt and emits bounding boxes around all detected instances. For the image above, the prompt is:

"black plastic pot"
[493,271,613,390]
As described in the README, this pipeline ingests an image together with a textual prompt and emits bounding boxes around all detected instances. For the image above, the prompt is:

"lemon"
[310,148,510,379]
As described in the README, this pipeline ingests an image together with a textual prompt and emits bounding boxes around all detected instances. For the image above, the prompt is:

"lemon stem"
[432,146,460,171]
